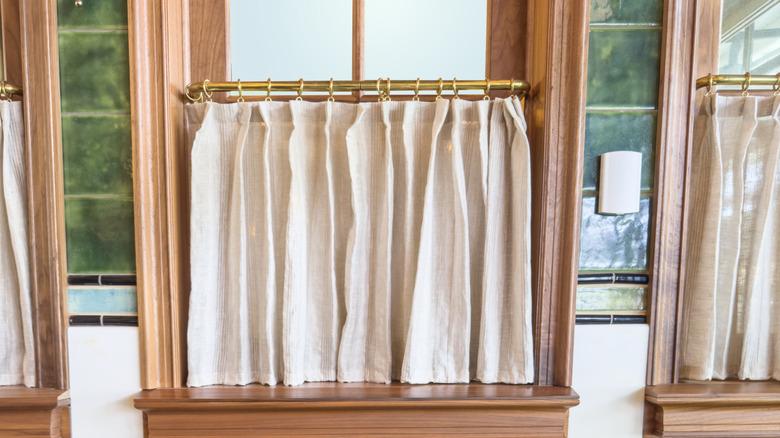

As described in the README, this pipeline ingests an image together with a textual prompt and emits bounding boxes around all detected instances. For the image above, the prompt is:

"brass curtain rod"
[696,73,780,94]
[185,78,530,102]
[0,81,22,99]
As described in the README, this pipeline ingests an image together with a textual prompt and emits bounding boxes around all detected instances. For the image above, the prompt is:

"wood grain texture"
[525,0,588,387]
[188,0,229,103]
[129,0,189,389]
[136,384,578,437]
[646,382,780,437]
[486,0,526,99]
[645,0,697,387]
[0,387,70,438]
[0,0,22,86]
[18,0,69,390]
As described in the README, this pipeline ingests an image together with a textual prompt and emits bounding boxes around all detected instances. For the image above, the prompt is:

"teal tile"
[63,115,132,195]
[583,112,656,191]
[68,287,137,314]
[586,30,662,108]
[58,0,128,29]
[579,196,650,271]
[590,0,662,25]
[65,197,136,274]
[59,31,130,113]
[576,285,647,312]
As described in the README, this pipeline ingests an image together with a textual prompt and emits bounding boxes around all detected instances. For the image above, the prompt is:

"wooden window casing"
[131,0,588,391]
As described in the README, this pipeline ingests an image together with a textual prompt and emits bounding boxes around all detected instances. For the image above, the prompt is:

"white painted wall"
[68,326,143,438]
[569,324,649,438]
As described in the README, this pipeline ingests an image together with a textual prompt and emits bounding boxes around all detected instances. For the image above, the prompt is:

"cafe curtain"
[0,101,34,387]
[680,93,780,381]
[186,98,534,387]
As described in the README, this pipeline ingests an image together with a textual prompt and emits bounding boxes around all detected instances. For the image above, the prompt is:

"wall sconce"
[598,151,641,215]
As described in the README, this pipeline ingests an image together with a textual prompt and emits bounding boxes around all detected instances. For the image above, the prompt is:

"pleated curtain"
[0,101,35,387]
[680,93,780,381]
[186,98,534,387]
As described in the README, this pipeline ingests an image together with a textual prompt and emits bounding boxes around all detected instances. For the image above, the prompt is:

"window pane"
[365,0,487,93]
[230,0,352,81]
[719,0,780,75]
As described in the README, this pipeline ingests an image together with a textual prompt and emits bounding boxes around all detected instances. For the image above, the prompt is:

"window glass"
[719,0,780,75]
[230,0,352,82]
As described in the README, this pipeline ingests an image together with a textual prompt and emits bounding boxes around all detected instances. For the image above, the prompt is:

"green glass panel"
[576,286,647,312]
[65,197,136,274]
[59,32,130,113]
[590,0,662,25]
[586,30,661,108]
[63,115,132,195]
[68,287,137,314]
[583,112,656,191]
[579,196,650,271]
[58,0,128,29]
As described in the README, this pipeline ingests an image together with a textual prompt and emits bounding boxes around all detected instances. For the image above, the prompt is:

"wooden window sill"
[645,381,780,437]
[135,382,579,437]
[0,386,70,437]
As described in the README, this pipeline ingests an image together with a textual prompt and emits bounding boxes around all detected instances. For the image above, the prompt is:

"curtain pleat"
[188,98,533,387]
[681,94,780,381]
[0,101,34,387]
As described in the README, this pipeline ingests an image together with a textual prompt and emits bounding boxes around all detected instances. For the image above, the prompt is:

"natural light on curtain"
[0,100,35,387]
[186,98,534,387]
[680,93,780,381]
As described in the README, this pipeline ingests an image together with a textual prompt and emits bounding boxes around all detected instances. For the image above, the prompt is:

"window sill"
[135,382,579,437]
[0,386,70,437]
[645,381,780,437]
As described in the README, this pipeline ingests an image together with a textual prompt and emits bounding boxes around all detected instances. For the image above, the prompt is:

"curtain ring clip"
[436,77,443,101]
[773,73,780,96]
[742,72,750,97]
[376,78,383,102]
[328,78,335,102]
[202,79,213,102]
[236,78,245,102]
[510,78,516,99]
[384,78,391,101]
[705,74,714,96]
[483,78,491,100]
[265,78,272,101]
[296,78,304,101]
[413,78,421,101]
[452,78,459,99]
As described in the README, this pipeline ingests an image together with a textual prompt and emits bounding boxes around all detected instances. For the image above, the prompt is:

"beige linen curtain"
[186,98,533,387]
[680,93,780,381]
[0,101,35,387]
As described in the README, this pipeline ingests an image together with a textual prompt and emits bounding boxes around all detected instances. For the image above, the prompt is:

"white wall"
[569,324,649,438]
[68,326,143,438]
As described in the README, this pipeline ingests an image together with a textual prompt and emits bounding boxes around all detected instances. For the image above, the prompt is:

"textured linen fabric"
[187,98,533,387]
[0,101,35,387]
[680,93,780,381]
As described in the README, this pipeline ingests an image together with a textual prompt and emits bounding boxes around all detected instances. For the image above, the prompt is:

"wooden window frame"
[130,0,588,392]
[644,0,780,435]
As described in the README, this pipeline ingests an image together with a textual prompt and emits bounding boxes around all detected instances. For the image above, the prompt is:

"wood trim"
[18,0,69,390]
[188,0,229,103]
[0,387,70,437]
[0,0,22,85]
[486,0,526,99]
[129,0,189,389]
[525,0,589,387]
[645,0,697,386]
[136,384,578,437]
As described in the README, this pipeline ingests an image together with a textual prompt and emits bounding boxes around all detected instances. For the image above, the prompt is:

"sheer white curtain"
[186,98,533,387]
[680,93,780,381]
[0,101,35,387]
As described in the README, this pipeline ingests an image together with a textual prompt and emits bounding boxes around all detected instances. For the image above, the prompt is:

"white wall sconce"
[598,151,642,215]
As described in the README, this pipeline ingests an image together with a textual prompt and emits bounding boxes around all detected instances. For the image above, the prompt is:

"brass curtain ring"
[413,78,421,101]
[705,74,714,96]
[742,72,750,97]
[436,77,443,101]
[376,78,383,102]
[384,78,391,101]
[452,78,459,99]
[237,78,245,102]
[297,78,304,101]
[328,78,335,102]
[483,78,491,100]
[185,84,202,103]
[773,73,780,96]
[265,78,272,101]
[202,79,213,102]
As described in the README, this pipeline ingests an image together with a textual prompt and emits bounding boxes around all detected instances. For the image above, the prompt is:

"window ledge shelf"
[0,386,70,437]
[645,382,780,437]
[135,383,579,437]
